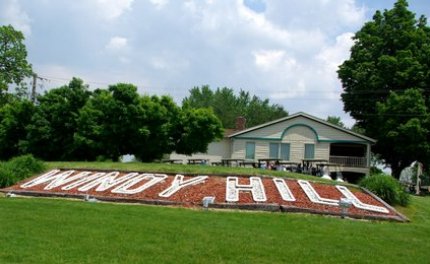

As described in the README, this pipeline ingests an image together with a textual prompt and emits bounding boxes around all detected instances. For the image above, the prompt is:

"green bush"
[359,174,410,206]
[0,164,17,188]
[0,154,46,188]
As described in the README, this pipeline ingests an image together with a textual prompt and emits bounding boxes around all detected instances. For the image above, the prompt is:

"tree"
[374,89,430,177]
[25,78,91,160]
[76,84,224,162]
[326,116,345,128]
[132,95,182,162]
[0,98,35,160]
[337,0,430,177]
[75,83,144,161]
[183,86,288,128]
[0,25,32,101]
[174,108,223,155]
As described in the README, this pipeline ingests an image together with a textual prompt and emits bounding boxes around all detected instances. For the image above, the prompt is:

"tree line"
[0,78,224,161]
[3,0,430,179]
[182,85,288,128]
[0,24,287,162]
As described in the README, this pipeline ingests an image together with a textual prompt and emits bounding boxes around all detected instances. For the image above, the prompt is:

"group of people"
[260,160,301,172]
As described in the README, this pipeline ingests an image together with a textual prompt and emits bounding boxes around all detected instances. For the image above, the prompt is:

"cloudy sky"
[1,0,429,127]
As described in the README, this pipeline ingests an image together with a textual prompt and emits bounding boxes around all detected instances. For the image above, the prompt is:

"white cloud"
[0,0,31,35]
[336,0,366,25]
[253,50,296,72]
[316,32,354,75]
[150,0,169,10]
[150,55,189,72]
[265,0,366,35]
[95,0,134,20]
[16,0,388,127]
[105,36,130,63]
[106,36,128,51]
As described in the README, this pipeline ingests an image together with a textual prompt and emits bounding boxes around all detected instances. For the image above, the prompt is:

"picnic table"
[240,160,258,168]
[187,159,209,165]
[257,158,281,168]
[302,159,329,175]
[221,158,245,167]
[162,159,183,164]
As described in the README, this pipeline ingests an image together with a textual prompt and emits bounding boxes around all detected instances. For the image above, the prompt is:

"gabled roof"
[228,112,376,143]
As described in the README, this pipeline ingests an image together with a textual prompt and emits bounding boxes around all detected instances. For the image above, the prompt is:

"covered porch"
[328,143,371,182]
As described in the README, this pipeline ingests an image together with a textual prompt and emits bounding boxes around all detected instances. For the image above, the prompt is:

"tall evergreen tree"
[183,86,288,128]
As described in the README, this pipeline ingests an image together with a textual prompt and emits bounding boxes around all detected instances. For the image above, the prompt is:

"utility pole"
[31,73,37,103]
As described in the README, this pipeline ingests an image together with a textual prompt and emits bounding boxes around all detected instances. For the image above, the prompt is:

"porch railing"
[329,156,367,168]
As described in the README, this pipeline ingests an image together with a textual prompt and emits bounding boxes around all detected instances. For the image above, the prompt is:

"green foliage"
[174,108,223,155]
[0,154,45,188]
[132,95,181,162]
[183,85,288,128]
[75,85,223,162]
[0,98,35,159]
[375,89,430,177]
[25,78,91,160]
[369,166,383,175]
[326,116,345,128]
[75,83,145,161]
[338,0,430,177]
[359,174,410,206]
[0,25,33,100]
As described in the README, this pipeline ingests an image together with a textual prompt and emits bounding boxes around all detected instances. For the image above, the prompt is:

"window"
[304,144,315,159]
[269,143,279,159]
[268,143,290,160]
[245,142,256,159]
[280,143,290,160]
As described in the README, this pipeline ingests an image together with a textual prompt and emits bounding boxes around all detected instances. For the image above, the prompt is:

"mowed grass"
[46,161,331,182]
[0,162,429,263]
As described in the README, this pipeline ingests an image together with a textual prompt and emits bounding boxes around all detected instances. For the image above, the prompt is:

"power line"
[34,74,430,100]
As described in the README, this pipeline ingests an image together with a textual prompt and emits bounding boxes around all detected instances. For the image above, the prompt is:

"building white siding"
[234,116,367,142]
[169,139,231,163]
[167,113,374,175]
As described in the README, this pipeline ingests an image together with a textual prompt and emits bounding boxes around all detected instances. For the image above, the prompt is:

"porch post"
[366,144,371,167]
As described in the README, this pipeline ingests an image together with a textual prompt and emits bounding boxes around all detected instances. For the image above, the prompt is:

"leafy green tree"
[77,85,223,162]
[337,0,430,177]
[326,116,345,128]
[0,25,32,101]
[374,89,430,177]
[0,98,35,160]
[174,108,223,155]
[183,86,288,128]
[243,92,286,128]
[25,78,91,160]
[132,95,182,162]
[75,83,144,161]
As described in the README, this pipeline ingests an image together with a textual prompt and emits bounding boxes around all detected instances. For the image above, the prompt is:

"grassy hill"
[0,162,429,263]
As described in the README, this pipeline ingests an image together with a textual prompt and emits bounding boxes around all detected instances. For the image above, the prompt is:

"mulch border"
[0,168,409,222]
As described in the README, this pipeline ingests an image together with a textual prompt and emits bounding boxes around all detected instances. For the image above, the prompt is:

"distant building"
[169,112,376,182]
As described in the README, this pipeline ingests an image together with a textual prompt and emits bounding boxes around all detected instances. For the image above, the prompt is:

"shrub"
[359,173,410,206]
[0,164,17,188]
[0,154,46,188]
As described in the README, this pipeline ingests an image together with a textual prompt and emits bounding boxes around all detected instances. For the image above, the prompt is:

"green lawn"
[0,162,429,263]
[45,161,338,183]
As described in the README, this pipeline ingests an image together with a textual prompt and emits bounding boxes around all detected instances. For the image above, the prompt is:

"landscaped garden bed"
[1,168,407,222]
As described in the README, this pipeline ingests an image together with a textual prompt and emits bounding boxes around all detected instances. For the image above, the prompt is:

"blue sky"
[1,0,429,127]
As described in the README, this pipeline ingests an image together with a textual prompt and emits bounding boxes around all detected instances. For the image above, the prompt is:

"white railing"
[329,156,367,168]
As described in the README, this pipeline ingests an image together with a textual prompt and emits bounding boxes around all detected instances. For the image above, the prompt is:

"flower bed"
[1,169,408,221]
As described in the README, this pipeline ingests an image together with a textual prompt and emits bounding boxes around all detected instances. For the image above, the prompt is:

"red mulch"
[2,169,403,220]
